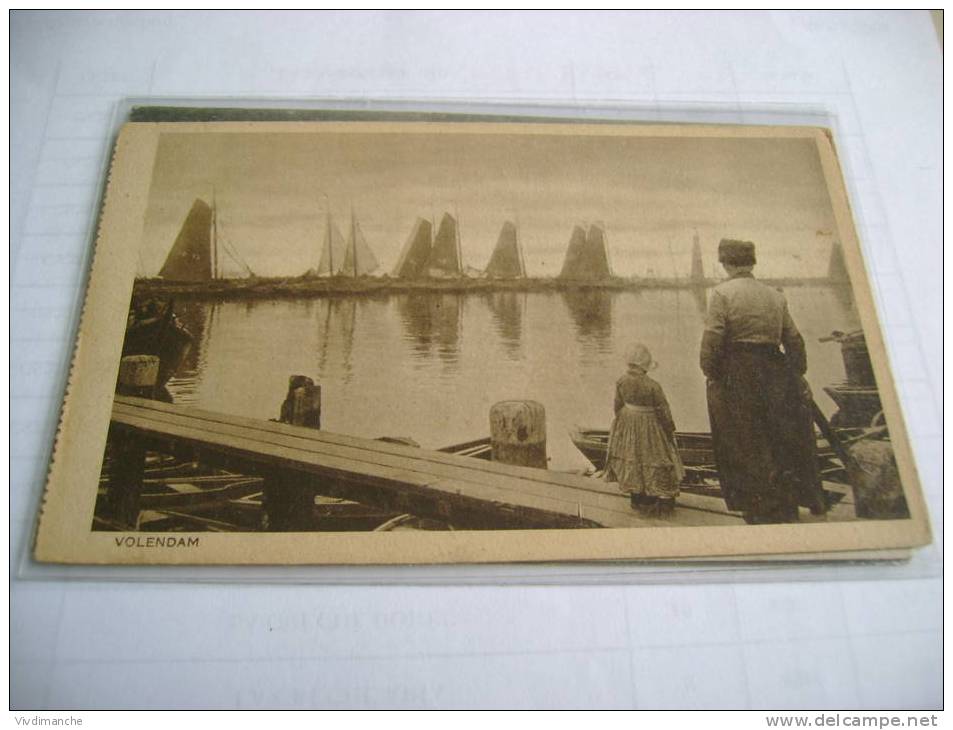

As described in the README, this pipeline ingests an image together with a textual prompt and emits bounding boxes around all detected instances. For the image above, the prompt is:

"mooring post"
[116,355,160,398]
[278,375,322,429]
[847,440,910,519]
[107,430,147,529]
[265,375,323,530]
[489,400,547,468]
[262,472,320,531]
[105,355,160,528]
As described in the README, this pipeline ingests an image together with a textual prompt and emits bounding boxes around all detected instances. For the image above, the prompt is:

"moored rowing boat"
[568,426,852,485]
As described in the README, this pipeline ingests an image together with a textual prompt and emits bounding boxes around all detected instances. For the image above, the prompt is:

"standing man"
[700,239,825,524]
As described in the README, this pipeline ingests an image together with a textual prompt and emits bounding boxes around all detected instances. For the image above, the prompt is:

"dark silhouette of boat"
[393,212,463,278]
[126,194,254,392]
[567,426,854,491]
[157,194,255,282]
[311,208,380,277]
[820,329,882,428]
[439,430,719,483]
[121,298,193,394]
[558,222,613,280]
[568,427,716,476]
[484,220,527,278]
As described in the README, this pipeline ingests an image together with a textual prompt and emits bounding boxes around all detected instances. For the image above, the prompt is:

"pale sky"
[139,129,840,279]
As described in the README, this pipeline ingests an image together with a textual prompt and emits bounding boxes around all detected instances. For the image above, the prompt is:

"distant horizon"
[138,130,841,280]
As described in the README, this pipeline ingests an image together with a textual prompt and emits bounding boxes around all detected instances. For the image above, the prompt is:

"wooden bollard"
[278,375,321,429]
[106,429,147,529]
[266,375,322,530]
[489,400,547,468]
[116,355,160,398]
[103,355,160,528]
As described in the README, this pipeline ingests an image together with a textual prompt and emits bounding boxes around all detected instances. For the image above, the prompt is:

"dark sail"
[584,223,612,278]
[558,224,589,279]
[828,241,849,281]
[393,218,433,278]
[429,213,462,277]
[159,199,213,281]
[690,232,704,282]
[485,221,525,278]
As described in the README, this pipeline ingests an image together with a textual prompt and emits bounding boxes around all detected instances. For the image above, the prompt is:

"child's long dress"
[604,371,685,499]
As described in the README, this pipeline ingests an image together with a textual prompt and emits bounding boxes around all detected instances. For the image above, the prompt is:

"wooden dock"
[107,396,744,531]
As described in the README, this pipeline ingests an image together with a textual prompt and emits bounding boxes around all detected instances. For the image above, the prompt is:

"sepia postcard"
[32,120,931,565]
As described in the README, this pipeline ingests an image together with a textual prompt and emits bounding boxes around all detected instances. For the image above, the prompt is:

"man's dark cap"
[718,239,756,266]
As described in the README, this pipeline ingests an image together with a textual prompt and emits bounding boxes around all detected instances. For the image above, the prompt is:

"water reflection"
[166,300,215,403]
[396,293,463,369]
[155,285,863,469]
[829,282,855,313]
[689,285,708,316]
[483,291,524,359]
[316,298,357,384]
[561,288,613,353]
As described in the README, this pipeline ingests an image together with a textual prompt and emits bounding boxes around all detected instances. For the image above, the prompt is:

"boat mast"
[325,194,333,276]
[516,213,527,278]
[453,202,462,275]
[211,186,219,279]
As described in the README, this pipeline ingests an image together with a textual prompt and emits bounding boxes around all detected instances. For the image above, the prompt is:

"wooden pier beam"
[489,400,547,468]
[262,471,322,531]
[106,431,147,529]
[266,375,323,529]
[104,356,160,528]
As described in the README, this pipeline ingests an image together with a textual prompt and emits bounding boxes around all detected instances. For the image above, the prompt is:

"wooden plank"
[113,398,669,514]
[115,396,603,491]
[111,401,625,511]
[113,402,739,527]
[104,427,146,528]
[111,399,743,528]
[110,408,612,527]
[678,489,858,523]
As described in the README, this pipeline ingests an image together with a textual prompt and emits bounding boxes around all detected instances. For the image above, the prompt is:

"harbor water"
[166,285,861,471]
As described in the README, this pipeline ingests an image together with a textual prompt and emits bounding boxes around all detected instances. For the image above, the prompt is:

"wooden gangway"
[107,396,743,530]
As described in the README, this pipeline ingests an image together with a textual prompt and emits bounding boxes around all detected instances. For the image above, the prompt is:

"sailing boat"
[557,224,589,279]
[313,213,347,277]
[393,217,434,279]
[484,220,526,278]
[584,222,613,278]
[392,212,464,279]
[158,199,215,281]
[122,297,193,396]
[136,194,254,394]
[342,210,380,277]
[157,195,254,281]
[558,222,613,279]
[132,195,217,391]
[690,231,705,283]
[313,208,380,278]
[828,241,849,282]
[428,212,463,278]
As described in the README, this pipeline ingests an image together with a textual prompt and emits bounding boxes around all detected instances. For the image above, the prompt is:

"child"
[605,343,685,517]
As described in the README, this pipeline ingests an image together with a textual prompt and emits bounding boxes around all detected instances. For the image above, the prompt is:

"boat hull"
[122,300,193,389]
[568,426,848,481]
[823,384,882,428]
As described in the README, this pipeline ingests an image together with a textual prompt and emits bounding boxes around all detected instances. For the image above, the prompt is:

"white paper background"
[11,10,942,709]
